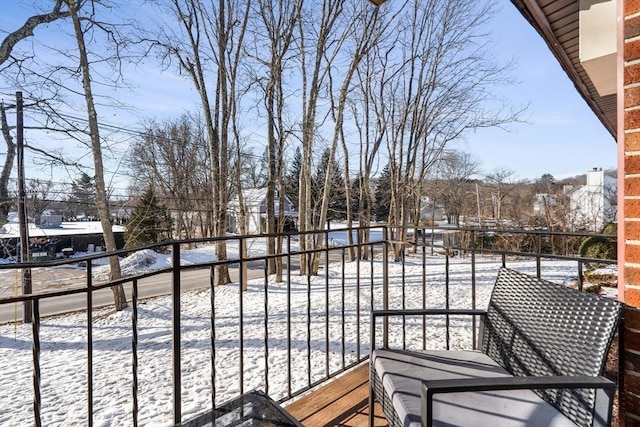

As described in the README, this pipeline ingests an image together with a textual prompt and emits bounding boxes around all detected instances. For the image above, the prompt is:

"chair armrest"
[420,375,616,427]
[372,309,486,319]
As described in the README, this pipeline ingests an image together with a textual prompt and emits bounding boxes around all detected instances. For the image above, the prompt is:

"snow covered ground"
[0,238,616,426]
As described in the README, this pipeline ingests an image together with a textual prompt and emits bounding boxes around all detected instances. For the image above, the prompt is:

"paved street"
[0,265,259,324]
[0,246,377,324]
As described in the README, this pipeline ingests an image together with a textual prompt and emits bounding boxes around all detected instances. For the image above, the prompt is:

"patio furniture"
[369,267,623,427]
[180,389,302,427]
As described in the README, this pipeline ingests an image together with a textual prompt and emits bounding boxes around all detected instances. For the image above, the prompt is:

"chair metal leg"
[368,366,375,427]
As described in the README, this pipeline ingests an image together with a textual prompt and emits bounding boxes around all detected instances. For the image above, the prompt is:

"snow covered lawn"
[0,247,606,427]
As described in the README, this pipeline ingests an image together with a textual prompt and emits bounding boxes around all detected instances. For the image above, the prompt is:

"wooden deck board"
[285,363,388,427]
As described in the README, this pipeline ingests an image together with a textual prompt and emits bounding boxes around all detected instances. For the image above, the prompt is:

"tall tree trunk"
[66,0,126,310]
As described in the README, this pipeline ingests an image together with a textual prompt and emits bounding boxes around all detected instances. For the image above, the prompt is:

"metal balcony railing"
[0,225,616,426]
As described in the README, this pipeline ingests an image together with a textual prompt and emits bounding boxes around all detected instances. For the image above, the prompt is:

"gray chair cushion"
[372,348,578,427]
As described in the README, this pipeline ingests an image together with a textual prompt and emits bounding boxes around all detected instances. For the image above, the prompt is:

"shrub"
[578,223,617,270]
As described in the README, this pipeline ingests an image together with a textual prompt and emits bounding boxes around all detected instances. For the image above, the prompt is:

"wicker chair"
[369,267,623,427]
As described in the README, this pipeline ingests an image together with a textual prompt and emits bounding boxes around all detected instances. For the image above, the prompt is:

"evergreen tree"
[350,176,362,221]
[284,147,302,210]
[373,164,392,222]
[66,173,98,220]
[313,148,347,221]
[535,173,556,193]
[125,186,173,249]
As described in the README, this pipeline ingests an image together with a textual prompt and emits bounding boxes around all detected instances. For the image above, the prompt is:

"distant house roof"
[0,221,125,239]
[230,187,294,206]
[237,188,271,204]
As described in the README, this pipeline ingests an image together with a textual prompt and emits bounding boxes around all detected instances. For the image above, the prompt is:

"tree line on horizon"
[13,156,616,244]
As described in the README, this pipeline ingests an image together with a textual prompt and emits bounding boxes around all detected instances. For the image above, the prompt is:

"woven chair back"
[481,268,622,427]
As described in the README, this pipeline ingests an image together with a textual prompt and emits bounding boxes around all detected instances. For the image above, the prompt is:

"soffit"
[510,0,617,138]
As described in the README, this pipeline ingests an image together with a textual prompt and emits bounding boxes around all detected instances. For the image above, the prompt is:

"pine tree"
[313,148,347,221]
[125,187,173,249]
[350,176,362,221]
[373,164,392,222]
[284,147,302,210]
[67,173,98,220]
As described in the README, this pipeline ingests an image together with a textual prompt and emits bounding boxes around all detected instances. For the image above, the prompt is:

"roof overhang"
[510,0,617,138]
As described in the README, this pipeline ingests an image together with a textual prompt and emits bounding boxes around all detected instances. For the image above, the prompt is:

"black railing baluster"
[355,241,361,361]
[368,243,373,325]
[171,243,181,425]
[132,279,139,427]
[210,264,216,409]
[471,231,477,350]
[286,235,292,398]
[422,230,427,350]
[307,253,312,387]
[536,233,542,279]
[383,227,389,348]
[445,247,450,350]
[324,231,330,379]
[86,260,93,427]
[239,247,245,396]
[578,261,584,291]
[402,247,407,350]
[32,298,41,427]
[341,247,346,369]
[264,259,269,395]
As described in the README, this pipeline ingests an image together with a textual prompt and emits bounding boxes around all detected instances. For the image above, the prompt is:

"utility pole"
[16,91,32,323]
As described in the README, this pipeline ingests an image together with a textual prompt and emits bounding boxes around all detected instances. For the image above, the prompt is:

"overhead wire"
[3,94,377,178]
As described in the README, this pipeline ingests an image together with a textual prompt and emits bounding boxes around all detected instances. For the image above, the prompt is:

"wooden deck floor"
[285,363,388,427]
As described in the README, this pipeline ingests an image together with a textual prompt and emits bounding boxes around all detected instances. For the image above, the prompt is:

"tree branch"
[0,0,70,66]
[25,143,82,168]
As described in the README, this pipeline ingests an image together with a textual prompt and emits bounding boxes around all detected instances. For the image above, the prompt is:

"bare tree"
[248,0,302,278]
[314,0,397,268]
[370,0,523,257]
[129,115,211,240]
[295,0,345,275]
[150,0,251,285]
[0,2,71,222]
[484,167,517,225]
[26,179,54,224]
[434,151,481,226]
[349,27,399,253]
[1,1,130,309]
[64,0,127,309]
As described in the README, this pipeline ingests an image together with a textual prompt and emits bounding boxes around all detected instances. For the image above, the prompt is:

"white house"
[568,168,616,231]
[419,196,446,222]
[227,187,298,234]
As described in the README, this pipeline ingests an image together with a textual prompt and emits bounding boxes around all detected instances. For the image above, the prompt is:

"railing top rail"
[391,224,616,239]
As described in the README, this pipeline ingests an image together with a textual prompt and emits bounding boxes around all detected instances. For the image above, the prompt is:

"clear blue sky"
[0,1,618,186]
[461,3,617,181]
